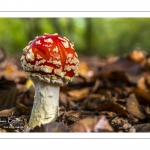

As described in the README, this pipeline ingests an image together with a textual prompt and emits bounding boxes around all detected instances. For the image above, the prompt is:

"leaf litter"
[0,49,150,132]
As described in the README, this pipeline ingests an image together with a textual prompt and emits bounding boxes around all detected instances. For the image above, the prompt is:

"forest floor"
[0,49,150,132]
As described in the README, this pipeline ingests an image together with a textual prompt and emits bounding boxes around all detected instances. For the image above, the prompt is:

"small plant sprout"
[20,33,79,129]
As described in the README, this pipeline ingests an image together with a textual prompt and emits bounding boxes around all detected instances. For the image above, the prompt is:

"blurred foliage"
[1,18,150,56]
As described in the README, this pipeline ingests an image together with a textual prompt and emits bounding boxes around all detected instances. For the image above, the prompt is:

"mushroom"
[20,33,79,129]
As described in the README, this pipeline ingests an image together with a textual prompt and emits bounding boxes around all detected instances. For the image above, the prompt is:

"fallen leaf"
[126,94,145,120]
[78,61,95,82]
[134,123,150,132]
[0,89,18,111]
[80,95,105,110]
[94,116,114,132]
[128,49,146,63]
[0,76,16,90]
[0,77,18,110]
[137,77,148,91]
[70,116,113,132]
[67,88,89,101]
[30,122,69,132]
[0,128,6,132]
[17,88,34,106]
[15,102,30,115]
[132,88,150,105]
[59,91,67,105]
[97,101,129,117]
[68,76,86,88]
[0,107,18,117]
[70,117,98,132]
[58,110,81,128]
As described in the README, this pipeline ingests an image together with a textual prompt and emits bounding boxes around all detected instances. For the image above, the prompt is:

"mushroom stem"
[29,79,60,129]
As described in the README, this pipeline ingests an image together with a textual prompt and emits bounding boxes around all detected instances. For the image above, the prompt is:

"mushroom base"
[28,79,60,129]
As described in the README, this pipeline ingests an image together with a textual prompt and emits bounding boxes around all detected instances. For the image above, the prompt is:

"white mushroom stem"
[28,79,60,129]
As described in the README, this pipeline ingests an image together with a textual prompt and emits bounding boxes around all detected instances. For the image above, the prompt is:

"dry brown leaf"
[71,76,86,85]
[134,123,150,132]
[101,57,144,76]
[5,65,17,74]
[67,98,78,108]
[78,61,89,76]
[0,128,6,132]
[30,122,69,132]
[67,88,89,101]
[15,102,30,115]
[80,95,105,110]
[78,61,95,82]
[59,91,67,104]
[0,76,16,90]
[145,75,150,88]
[70,117,98,132]
[91,79,101,93]
[0,108,17,117]
[0,77,19,110]
[128,49,146,63]
[94,116,114,132]
[17,85,34,106]
[70,116,113,132]
[126,94,145,120]
[64,110,81,118]
[132,88,150,104]
[89,93,105,99]
[0,89,18,111]
[97,101,129,117]
[137,77,148,91]
[0,70,26,82]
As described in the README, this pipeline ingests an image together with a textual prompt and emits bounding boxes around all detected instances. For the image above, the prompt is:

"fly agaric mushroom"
[20,33,79,129]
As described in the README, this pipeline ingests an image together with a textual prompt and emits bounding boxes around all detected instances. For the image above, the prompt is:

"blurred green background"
[0,18,150,56]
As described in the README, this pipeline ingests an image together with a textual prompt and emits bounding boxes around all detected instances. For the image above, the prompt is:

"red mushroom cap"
[20,33,79,84]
